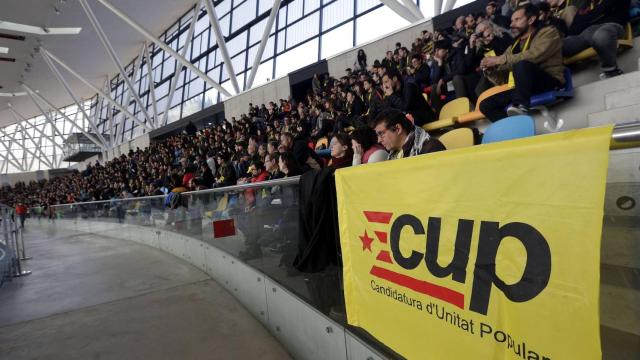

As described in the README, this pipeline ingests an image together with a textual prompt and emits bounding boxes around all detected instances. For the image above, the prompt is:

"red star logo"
[359,230,374,252]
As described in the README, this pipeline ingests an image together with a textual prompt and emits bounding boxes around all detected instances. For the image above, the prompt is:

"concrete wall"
[223,76,291,121]
[327,18,434,77]
[1,170,48,187]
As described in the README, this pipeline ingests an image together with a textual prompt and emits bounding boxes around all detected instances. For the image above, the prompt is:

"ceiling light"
[0,92,27,97]
[0,21,82,35]
[0,47,8,54]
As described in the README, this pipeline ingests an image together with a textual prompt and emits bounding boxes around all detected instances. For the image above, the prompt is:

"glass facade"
[0,0,476,174]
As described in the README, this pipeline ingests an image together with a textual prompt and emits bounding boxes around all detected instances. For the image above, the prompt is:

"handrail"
[48,122,640,209]
[611,121,640,149]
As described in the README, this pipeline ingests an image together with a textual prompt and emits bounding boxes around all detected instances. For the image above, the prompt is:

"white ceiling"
[0,0,200,128]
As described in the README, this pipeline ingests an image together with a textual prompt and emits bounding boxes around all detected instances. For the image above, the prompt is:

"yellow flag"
[335,126,612,360]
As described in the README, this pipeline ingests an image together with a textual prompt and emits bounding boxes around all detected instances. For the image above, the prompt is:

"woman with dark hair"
[329,133,353,169]
[354,49,368,72]
[351,126,388,165]
[278,152,301,177]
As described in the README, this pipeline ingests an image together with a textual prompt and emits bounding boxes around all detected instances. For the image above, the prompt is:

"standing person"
[15,201,27,228]
[354,49,368,72]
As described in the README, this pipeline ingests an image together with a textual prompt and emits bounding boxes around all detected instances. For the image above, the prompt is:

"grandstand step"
[605,86,640,110]
[600,283,640,336]
[602,225,640,269]
[553,70,640,130]
[588,103,640,127]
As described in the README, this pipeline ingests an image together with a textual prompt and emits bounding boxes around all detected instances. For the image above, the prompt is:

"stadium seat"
[482,115,535,144]
[564,23,634,65]
[457,85,513,124]
[316,148,331,157]
[529,67,574,107]
[438,128,475,150]
[315,136,329,150]
[422,97,470,131]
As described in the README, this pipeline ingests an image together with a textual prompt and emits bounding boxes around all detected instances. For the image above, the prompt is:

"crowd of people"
[1,0,637,212]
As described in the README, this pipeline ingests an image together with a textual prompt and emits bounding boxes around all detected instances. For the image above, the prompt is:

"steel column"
[22,84,105,149]
[40,51,109,147]
[143,43,159,127]
[41,48,153,131]
[379,0,421,23]
[95,0,231,97]
[204,0,240,94]
[246,0,282,89]
[79,0,154,127]
[400,0,424,19]
[161,4,200,127]
[443,0,457,13]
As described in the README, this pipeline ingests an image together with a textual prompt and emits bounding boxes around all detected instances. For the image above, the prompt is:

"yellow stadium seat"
[422,118,456,131]
[457,85,513,124]
[619,23,634,48]
[440,97,471,121]
[421,97,470,131]
[564,23,634,64]
[315,136,329,150]
[438,128,475,150]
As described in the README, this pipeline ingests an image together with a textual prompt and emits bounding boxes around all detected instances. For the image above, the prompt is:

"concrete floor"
[0,223,292,360]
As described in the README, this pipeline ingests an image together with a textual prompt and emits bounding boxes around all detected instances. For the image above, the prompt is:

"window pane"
[321,20,353,59]
[322,0,354,31]
[287,1,303,24]
[275,38,318,77]
[286,12,319,49]
[355,5,409,45]
[305,0,320,15]
[232,0,257,32]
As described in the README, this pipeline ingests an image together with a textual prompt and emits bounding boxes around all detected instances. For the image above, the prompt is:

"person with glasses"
[373,109,445,161]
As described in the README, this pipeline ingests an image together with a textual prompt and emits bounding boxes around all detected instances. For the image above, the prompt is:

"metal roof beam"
[246,0,281,89]
[79,0,154,128]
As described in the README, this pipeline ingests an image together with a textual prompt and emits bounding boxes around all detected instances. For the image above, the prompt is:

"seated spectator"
[473,20,514,96]
[280,132,323,172]
[329,133,353,169]
[562,0,630,79]
[407,54,431,90]
[345,90,365,127]
[542,0,576,34]
[362,77,384,125]
[264,153,284,180]
[351,126,388,165]
[486,1,511,29]
[278,152,302,177]
[382,69,437,126]
[214,152,237,188]
[479,4,565,121]
[381,50,397,72]
[373,109,445,160]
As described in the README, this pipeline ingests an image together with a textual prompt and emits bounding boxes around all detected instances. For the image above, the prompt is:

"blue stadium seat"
[529,67,574,107]
[482,115,535,144]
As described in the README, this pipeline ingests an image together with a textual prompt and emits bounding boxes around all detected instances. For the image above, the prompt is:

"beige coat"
[486,25,565,86]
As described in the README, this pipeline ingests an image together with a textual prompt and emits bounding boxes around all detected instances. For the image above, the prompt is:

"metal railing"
[0,204,31,286]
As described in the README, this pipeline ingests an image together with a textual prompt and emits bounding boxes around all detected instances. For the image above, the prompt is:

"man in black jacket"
[280,132,323,173]
[382,69,436,126]
[562,0,630,79]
